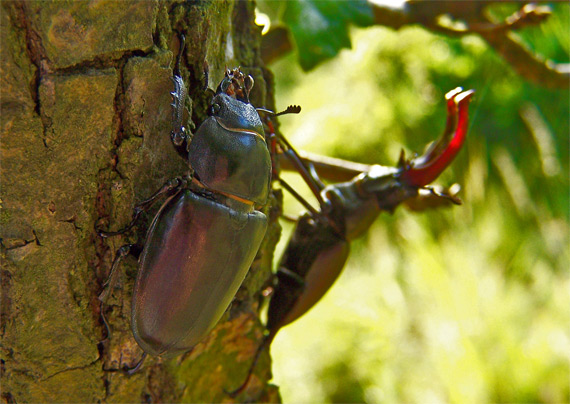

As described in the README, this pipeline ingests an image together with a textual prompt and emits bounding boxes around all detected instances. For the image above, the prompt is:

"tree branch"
[261,1,569,89]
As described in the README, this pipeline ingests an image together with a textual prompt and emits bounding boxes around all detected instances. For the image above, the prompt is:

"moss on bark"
[1,1,280,402]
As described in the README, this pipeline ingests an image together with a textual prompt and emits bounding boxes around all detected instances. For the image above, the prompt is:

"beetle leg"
[226,333,274,398]
[97,177,185,237]
[278,141,327,208]
[306,161,326,190]
[278,178,320,218]
[125,352,147,375]
[264,118,327,207]
[170,33,192,159]
[99,244,143,302]
[276,266,306,287]
[281,213,300,223]
[99,243,143,339]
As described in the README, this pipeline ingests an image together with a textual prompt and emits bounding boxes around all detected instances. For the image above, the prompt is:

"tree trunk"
[1,1,279,402]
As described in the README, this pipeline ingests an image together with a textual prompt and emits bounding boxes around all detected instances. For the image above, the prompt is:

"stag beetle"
[97,35,297,371]
[229,88,474,395]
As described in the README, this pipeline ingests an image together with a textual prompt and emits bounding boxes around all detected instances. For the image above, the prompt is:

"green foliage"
[268,4,569,403]
[258,0,373,70]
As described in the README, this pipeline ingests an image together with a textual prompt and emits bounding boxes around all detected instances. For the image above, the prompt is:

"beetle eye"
[211,102,221,115]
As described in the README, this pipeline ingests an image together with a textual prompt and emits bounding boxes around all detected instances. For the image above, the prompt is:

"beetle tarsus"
[99,244,143,304]
[125,352,148,375]
[226,334,273,397]
[98,244,142,348]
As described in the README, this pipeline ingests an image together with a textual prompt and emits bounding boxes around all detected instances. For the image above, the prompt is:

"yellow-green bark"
[1,1,279,402]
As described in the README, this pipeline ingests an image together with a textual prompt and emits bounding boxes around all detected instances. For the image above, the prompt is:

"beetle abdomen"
[131,189,267,356]
[267,215,349,331]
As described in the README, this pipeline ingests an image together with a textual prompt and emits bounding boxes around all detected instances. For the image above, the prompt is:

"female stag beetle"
[97,35,296,370]
[229,88,474,395]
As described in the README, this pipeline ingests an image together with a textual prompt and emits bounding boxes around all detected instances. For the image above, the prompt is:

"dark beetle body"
[133,189,266,356]
[268,169,387,331]
[267,214,348,330]
[99,58,271,361]
[134,71,270,355]
[188,92,271,205]
[268,89,475,334]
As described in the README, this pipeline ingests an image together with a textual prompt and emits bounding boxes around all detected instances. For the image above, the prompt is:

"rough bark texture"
[1,1,280,402]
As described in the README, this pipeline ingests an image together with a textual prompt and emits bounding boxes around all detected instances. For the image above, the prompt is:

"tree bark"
[1,1,279,402]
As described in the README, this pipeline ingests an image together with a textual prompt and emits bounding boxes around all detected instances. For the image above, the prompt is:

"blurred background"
[257,2,569,403]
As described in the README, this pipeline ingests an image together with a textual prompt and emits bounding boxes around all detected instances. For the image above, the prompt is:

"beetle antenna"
[276,105,301,116]
[256,104,302,117]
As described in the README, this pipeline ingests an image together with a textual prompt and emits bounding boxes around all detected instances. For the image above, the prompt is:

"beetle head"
[210,93,264,137]
[216,67,254,104]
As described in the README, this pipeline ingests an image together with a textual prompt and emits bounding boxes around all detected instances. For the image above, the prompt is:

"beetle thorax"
[187,94,271,207]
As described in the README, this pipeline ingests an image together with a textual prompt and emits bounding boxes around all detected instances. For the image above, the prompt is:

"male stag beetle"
[229,87,474,395]
[97,35,297,371]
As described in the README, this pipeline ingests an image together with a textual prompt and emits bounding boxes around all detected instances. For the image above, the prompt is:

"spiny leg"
[263,119,326,220]
[170,33,192,158]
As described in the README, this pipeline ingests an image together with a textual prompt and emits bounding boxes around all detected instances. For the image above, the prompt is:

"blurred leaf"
[280,0,374,71]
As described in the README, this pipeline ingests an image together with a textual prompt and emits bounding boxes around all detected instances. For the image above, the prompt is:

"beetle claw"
[123,352,147,375]
[400,89,475,187]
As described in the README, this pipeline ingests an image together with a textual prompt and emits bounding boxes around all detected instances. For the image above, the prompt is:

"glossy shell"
[132,189,267,356]
[188,93,271,206]
[267,214,349,330]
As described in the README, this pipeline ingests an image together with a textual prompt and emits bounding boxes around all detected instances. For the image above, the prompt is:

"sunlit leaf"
[281,0,374,70]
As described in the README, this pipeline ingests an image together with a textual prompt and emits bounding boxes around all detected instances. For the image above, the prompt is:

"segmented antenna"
[256,104,302,117]
[276,105,301,116]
